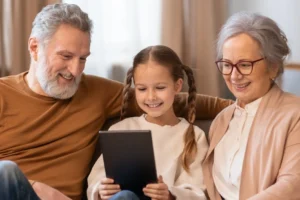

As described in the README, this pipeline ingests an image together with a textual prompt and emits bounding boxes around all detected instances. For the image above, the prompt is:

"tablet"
[99,130,157,199]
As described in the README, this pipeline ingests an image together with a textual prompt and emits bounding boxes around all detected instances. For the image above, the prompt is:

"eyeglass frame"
[215,57,265,75]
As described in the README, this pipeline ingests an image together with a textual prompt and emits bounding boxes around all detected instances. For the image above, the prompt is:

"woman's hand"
[98,178,120,200]
[143,176,175,200]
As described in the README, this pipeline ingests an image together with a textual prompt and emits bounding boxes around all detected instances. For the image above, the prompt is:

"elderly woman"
[203,12,300,200]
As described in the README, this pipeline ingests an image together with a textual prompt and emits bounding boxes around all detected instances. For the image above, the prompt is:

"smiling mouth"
[233,82,251,89]
[59,73,74,80]
[145,103,163,108]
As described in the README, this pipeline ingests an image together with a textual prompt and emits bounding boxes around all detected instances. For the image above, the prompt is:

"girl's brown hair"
[121,45,197,172]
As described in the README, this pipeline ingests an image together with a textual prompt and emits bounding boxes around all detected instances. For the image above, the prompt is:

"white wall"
[229,0,300,63]
[63,0,161,80]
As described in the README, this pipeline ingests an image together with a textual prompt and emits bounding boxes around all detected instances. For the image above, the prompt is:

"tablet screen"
[99,130,157,198]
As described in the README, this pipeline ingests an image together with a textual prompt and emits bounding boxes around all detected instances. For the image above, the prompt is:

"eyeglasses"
[215,58,265,75]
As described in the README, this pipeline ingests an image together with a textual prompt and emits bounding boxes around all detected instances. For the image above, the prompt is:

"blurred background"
[1,0,299,98]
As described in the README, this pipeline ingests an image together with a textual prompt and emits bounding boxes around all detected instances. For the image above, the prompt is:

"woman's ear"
[175,78,183,93]
[28,37,39,61]
[269,63,279,80]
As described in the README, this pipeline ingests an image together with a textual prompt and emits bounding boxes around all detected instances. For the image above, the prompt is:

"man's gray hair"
[30,3,93,45]
[216,11,290,77]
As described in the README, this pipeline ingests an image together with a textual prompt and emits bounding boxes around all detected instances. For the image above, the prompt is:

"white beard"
[35,55,81,99]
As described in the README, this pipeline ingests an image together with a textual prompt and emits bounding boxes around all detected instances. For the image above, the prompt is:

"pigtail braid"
[120,67,134,120]
[180,64,198,172]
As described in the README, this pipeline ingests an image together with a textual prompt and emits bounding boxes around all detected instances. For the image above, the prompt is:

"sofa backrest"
[194,119,212,138]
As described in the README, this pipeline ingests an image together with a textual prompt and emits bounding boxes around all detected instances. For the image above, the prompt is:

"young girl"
[87,45,208,200]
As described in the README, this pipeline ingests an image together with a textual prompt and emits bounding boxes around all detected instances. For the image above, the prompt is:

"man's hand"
[143,176,175,200]
[32,182,71,200]
[98,178,121,200]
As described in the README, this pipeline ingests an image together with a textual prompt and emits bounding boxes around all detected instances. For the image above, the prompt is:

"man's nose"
[68,59,84,77]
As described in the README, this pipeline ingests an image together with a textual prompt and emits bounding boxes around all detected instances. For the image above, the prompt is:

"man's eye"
[62,55,72,59]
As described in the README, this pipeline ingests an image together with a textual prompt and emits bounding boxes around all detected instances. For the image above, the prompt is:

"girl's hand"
[98,178,120,200]
[143,176,175,200]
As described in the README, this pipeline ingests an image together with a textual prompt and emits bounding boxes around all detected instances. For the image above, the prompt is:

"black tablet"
[99,130,157,199]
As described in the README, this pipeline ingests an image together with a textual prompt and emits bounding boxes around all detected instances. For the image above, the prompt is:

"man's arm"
[173,93,233,120]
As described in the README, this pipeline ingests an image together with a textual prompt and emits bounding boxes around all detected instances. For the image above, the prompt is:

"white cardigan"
[87,115,208,200]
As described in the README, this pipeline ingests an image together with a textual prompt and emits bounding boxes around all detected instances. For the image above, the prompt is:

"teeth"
[235,83,249,88]
[61,74,73,80]
[147,104,160,108]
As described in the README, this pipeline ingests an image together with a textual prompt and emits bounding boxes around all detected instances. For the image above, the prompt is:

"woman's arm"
[249,121,300,200]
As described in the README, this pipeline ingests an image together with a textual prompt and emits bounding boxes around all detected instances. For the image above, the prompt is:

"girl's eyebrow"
[135,84,145,86]
[135,82,168,86]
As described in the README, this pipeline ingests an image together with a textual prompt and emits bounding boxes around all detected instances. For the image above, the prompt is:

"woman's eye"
[238,62,252,67]
[223,63,231,68]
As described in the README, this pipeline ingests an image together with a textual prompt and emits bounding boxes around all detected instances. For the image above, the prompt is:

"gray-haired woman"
[203,12,300,200]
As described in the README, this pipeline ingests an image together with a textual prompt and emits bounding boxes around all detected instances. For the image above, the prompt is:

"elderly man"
[0,3,231,200]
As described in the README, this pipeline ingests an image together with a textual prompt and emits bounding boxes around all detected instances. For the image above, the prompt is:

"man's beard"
[35,56,81,99]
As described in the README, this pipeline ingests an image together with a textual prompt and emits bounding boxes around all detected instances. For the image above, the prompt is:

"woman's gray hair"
[216,11,290,77]
[30,3,93,46]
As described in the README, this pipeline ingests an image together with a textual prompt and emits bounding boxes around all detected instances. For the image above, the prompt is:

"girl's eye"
[156,87,166,90]
[137,88,146,91]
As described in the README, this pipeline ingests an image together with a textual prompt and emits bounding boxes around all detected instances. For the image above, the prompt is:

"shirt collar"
[234,97,263,116]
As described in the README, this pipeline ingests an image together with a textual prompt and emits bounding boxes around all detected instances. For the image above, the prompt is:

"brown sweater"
[0,72,232,200]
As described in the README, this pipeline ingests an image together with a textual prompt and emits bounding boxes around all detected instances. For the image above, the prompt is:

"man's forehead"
[44,25,91,56]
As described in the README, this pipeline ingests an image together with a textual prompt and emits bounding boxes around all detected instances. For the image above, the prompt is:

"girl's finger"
[158,175,163,183]
[99,188,120,195]
[143,187,169,196]
[100,178,115,184]
[146,183,168,190]
[99,184,120,190]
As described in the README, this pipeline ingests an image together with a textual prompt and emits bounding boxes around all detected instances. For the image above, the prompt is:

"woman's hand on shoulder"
[143,176,175,200]
[98,178,120,200]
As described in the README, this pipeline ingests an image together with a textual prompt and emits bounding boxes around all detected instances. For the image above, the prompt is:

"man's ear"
[28,37,39,61]
[175,78,183,93]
